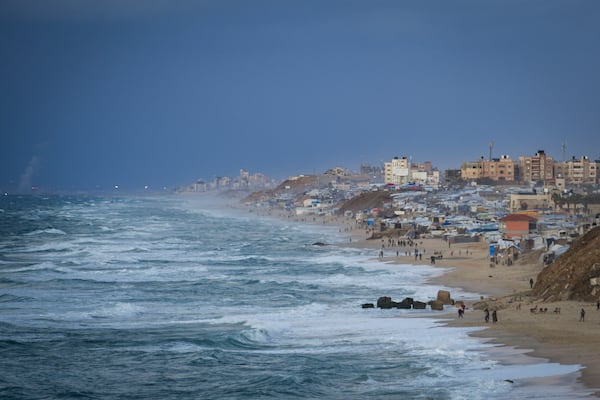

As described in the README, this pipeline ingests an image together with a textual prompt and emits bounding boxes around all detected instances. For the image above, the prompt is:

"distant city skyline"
[2,0,599,192]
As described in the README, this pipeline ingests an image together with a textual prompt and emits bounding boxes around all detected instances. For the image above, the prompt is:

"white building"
[384,157,411,185]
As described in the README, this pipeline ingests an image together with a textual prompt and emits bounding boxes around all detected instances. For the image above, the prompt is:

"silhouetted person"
[529,278,534,289]
[492,310,498,323]
[580,308,585,322]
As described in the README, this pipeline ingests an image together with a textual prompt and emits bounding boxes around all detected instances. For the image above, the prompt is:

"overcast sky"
[2,0,599,192]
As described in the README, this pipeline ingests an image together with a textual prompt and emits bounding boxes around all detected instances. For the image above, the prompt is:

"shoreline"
[353,233,600,397]
[244,207,600,397]
[422,238,600,398]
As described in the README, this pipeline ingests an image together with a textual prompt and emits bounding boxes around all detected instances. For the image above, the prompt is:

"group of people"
[458,306,498,323]
[376,236,427,261]
[484,308,498,323]
[455,286,599,325]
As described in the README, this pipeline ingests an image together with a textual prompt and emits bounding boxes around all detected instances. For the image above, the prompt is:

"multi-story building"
[518,150,554,184]
[554,156,597,185]
[460,160,482,181]
[460,155,515,182]
[410,160,439,187]
[384,156,411,185]
[411,161,433,173]
[482,155,515,181]
[444,169,462,185]
[212,176,232,189]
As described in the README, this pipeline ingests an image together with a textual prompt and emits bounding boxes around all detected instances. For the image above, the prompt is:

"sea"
[0,194,592,399]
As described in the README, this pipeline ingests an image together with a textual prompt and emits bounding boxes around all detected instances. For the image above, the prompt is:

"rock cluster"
[361,290,454,311]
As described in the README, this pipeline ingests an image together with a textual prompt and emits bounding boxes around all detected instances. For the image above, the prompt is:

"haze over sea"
[0,195,590,399]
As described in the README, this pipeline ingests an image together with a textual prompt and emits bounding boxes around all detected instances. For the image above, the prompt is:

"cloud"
[18,156,40,193]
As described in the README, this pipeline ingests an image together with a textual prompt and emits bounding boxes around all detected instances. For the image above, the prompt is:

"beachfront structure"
[296,198,326,216]
[553,156,598,185]
[384,157,411,185]
[509,191,553,213]
[499,214,538,239]
[460,155,516,182]
[518,150,555,184]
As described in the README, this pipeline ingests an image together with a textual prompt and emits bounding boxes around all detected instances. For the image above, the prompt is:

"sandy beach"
[248,209,600,396]
[350,231,600,397]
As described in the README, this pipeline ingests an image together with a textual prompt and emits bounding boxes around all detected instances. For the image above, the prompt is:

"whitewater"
[0,194,591,399]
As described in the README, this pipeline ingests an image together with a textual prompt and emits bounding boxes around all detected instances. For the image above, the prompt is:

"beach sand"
[249,209,600,396]
[351,232,600,397]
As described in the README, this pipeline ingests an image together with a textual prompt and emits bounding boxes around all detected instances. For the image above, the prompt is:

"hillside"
[532,226,600,302]
[336,191,392,215]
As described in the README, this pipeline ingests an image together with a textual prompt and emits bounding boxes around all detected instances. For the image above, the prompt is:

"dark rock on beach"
[377,296,394,309]
[428,300,444,311]
[376,296,415,309]
[375,294,449,311]
[413,301,427,309]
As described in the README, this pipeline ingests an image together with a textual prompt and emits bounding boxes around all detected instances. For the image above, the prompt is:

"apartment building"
[460,160,482,181]
[518,150,554,184]
[483,155,515,181]
[384,156,411,185]
[554,156,597,184]
[460,155,515,182]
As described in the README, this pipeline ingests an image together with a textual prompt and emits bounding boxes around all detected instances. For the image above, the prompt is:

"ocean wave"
[15,243,73,254]
[0,195,591,400]
[121,247,151,253]
[89,302,145,319]
[206,255,280,267]
[24,228,67,236]
[0,261,65,274]
[0,293,33,303]
[226,328,274,350]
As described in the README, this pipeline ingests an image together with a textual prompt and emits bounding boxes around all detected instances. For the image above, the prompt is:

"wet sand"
[351,232,600,397]
[250,209,600,396]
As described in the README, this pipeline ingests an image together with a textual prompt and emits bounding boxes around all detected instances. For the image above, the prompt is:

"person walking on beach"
[597,300,599,311]
[580,308,586,322]
[529,278,534,289]
[484,308,490,323]
[492,310,498,323]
